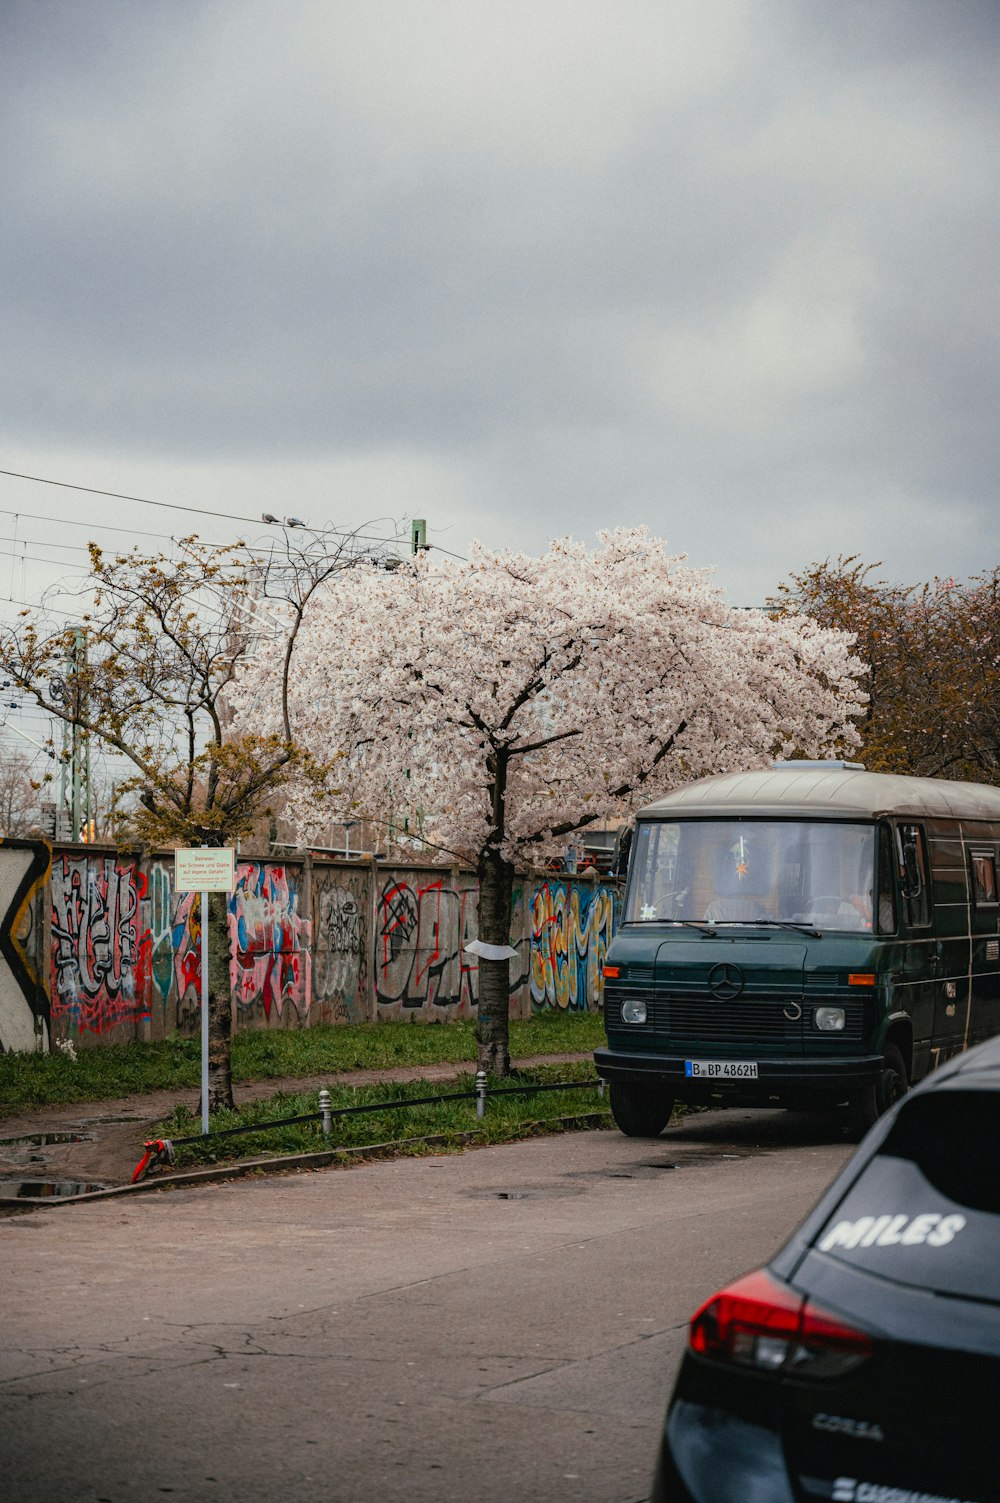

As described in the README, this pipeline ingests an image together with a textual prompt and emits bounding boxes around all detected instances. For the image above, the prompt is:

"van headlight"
[814,1006,846,1032]
[622,997,648,1024]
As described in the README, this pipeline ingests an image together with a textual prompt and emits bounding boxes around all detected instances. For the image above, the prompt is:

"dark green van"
[595,762,1000,1136]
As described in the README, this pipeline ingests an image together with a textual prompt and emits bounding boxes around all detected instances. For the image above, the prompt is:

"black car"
[652,1034,1000,1503]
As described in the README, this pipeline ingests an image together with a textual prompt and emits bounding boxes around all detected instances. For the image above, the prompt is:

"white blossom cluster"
[229,529,865,865]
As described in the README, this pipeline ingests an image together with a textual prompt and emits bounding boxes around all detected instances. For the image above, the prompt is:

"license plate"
[685,1059,759,1079]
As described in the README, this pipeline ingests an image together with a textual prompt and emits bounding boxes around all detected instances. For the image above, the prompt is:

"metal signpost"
[174,847,236,1134]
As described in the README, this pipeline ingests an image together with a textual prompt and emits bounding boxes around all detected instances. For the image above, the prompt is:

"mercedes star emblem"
[708,963,745,1000]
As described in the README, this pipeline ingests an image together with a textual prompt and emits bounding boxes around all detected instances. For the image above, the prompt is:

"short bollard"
[475,1070,488,1120]
[319,1087,332,1140]
[597,1078,606,1099]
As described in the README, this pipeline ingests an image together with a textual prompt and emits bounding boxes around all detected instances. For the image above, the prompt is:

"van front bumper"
[594,1045,883,1102]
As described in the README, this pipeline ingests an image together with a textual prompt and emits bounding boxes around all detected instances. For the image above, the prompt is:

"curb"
[0,1111,612,1210]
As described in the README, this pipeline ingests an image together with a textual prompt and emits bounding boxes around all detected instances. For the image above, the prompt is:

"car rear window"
[813,1089,1000,1303]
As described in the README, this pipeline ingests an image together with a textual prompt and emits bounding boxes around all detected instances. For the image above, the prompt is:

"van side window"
[970,850,999,908]
[876,824,897,933]
[896,823,930,928]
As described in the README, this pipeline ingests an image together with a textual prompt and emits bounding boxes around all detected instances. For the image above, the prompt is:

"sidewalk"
[0,1052,593,1189]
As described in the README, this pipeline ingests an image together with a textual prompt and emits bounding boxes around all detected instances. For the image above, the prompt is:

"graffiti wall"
[21,845,620,1051]
[374,870,481,1019]
[50,853,152,1039]
[311,866,369,1024]
[529,879,619,1013]
[229,862,311,1025]
[0,840,51,1053]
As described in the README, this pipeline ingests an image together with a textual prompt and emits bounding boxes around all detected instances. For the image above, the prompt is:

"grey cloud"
[0,0,997,604]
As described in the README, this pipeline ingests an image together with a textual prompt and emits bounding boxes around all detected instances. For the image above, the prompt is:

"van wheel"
[848,1043,908,1138]
[609,1082,674,1138]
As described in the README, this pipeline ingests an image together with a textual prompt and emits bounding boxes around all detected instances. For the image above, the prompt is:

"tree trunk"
[203,888,235,1113]
[476,847,514,1077]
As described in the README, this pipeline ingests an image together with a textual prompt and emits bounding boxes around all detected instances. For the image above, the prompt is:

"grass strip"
[0,1011,605,1115]
[155,1062,608,1168]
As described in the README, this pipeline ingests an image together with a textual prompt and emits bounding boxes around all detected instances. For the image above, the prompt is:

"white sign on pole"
[173,847,236,1134]
[174,846,236,893]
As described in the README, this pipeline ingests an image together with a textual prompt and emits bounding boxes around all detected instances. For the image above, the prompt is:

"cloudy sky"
[1,0,998,669]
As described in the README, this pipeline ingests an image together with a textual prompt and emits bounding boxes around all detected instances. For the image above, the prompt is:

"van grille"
[605,992,865,1045]
[652,995,801,1044]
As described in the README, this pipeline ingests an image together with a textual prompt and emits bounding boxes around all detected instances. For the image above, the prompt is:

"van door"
[968,845,1000,1047]
[894,823,947,1056]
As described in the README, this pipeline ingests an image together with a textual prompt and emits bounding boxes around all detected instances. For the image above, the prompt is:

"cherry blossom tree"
[234,529,864,1074]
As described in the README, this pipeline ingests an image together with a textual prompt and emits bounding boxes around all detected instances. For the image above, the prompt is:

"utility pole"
[54,629,89,842]
[71,631,85,841]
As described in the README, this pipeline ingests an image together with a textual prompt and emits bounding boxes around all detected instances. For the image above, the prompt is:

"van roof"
[637,765,1000,823]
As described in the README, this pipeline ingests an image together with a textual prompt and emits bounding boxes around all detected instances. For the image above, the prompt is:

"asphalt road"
[0,1109,854,1503]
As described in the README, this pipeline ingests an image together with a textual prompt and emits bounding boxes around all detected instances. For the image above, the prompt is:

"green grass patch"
[155,1061,609,1169]
[0,1010,605,1116]
[0,1036,200,1114]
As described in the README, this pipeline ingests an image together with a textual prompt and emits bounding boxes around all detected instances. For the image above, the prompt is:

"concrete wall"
[0,839,51,1053]
[0,842,621,1051]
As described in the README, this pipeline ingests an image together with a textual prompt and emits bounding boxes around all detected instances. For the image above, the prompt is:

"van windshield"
[626,819,876,930]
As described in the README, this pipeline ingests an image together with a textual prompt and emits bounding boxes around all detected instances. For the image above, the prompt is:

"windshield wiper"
[753,919,822,938]
[659,919,717,935]
[686,918,822,938]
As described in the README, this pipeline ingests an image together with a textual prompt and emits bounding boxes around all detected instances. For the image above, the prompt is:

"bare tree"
[0,745,43,836]
[0,521,403,1102]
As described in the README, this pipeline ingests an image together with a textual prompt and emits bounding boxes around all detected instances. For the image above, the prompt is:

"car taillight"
[689,1268,872,1377]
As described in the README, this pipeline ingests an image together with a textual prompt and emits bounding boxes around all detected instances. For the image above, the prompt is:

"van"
[595,762,1000,1136]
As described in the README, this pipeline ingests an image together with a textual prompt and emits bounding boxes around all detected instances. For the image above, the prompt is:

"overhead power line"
[0,592,81,618]
[0,467,406,548]
[0,506,186,546]
[0,466,271,525]
[0,543,89,571]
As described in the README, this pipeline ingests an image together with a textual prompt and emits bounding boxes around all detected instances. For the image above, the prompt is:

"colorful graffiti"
[170,890,204,1032]
[375,875,480,1014]
[143,863,204,1034]
[50,855,152,1035]
[529,880,617,1012]
[147,862,175,1017]
[229,863,311,1021]
[312,869,369,1023]
[0,840,51,1052]
[5,847,621,1052]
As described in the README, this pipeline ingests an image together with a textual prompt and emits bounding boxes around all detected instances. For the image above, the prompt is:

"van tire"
[848,1042,908,1138]
[609,1081,674,1138]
